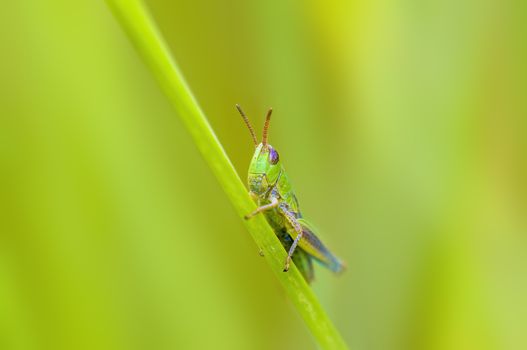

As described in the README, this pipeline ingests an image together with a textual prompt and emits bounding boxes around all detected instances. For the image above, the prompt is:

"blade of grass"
[105,1,348,349]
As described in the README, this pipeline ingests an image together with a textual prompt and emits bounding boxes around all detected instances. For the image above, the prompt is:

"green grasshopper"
[237,105,345,283]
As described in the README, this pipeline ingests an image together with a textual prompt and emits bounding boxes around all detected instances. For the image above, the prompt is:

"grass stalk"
[105,1,348,348]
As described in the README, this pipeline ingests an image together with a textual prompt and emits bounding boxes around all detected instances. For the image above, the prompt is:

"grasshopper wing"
[297,218,346,274]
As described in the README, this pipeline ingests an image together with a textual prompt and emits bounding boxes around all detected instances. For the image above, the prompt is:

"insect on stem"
[262,108,273,147]
[236,104,258,146]
[238,104,346,284]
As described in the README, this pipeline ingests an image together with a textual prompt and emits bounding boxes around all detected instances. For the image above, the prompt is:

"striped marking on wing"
[296,218,346,274]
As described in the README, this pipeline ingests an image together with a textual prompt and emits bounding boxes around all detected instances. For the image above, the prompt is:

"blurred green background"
[1,1,526,349]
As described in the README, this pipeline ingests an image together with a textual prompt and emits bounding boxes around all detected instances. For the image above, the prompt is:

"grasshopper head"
[236,105,282,197]
[248,143,281,196]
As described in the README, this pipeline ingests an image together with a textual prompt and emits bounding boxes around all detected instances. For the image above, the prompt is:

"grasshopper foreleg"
[244,196,279,220]
[281,209,304,272]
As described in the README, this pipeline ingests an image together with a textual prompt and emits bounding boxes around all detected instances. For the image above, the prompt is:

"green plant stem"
[106,1,348,349]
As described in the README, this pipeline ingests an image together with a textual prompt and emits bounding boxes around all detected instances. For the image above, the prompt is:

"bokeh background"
[1,1,526,349]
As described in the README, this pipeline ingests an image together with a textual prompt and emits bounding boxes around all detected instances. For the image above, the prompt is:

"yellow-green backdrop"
[1,1,526,349]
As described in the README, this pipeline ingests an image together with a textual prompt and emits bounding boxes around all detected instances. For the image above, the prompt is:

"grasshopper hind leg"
[277,229,314,283]
[280,207,305,273]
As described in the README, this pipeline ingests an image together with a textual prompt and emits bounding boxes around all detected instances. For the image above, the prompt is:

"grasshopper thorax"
[248,143,281,196]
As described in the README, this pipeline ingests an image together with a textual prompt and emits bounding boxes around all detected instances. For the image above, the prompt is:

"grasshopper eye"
[268,147,279,165]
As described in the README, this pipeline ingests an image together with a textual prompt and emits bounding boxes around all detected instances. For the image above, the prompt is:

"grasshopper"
[237,105,345,283]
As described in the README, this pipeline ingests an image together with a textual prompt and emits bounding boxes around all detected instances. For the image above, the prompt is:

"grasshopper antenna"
[236,104,258,146]
[262,108,273,147]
